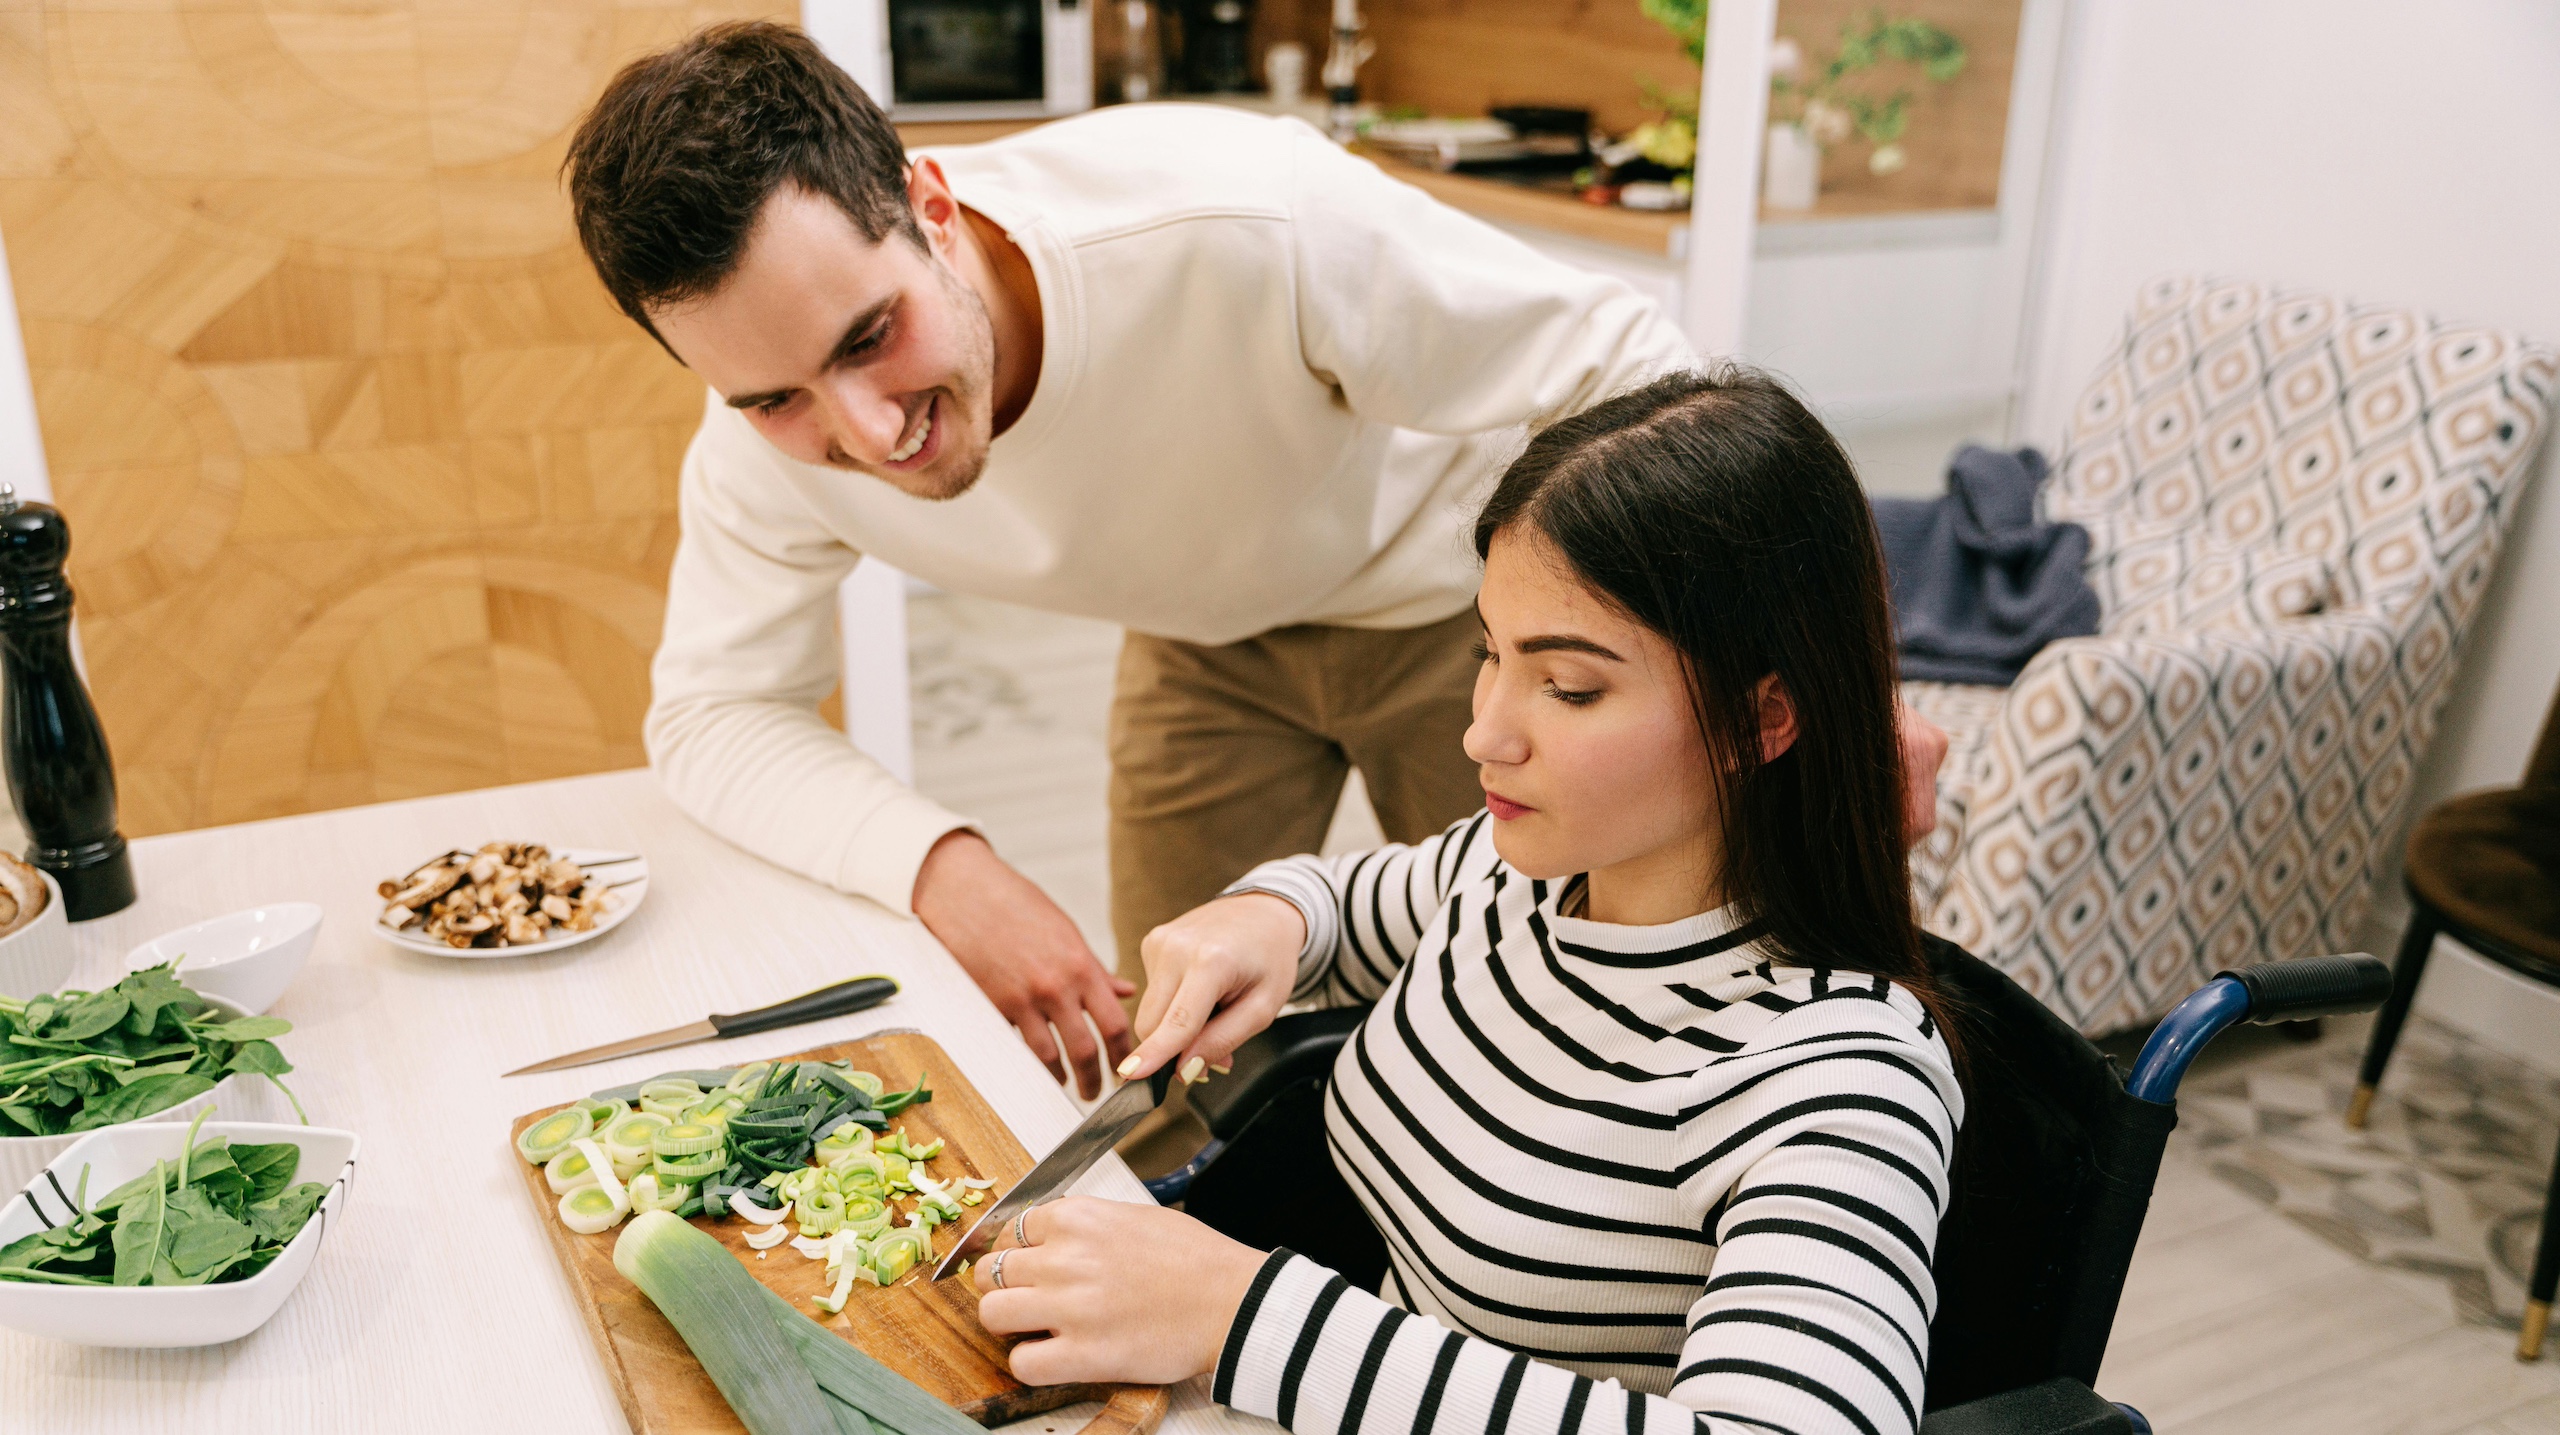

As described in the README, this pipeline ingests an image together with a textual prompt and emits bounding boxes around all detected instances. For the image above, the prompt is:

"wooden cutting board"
[511,1030,1168,1435]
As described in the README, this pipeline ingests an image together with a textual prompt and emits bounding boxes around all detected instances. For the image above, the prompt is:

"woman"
[969,368,1967,1435]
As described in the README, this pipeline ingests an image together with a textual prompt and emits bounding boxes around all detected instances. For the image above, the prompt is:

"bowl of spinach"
[0,1110,355,1346]
[0,961,307,1196]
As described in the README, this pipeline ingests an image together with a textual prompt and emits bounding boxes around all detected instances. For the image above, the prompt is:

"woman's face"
[1465,528,1724,919]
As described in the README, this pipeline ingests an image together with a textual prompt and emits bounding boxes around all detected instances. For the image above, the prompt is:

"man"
[565,22,1945,1100]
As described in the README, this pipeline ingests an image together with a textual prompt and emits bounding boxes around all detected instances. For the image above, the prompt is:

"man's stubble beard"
[828,259,998,503]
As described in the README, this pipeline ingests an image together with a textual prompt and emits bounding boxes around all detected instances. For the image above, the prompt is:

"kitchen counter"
[900,111,1986,262]
[3,767,1261,1435]
[897,114,1689,257]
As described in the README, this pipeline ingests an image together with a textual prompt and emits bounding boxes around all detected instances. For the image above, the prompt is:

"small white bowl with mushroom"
[0,854,71,1001]
[375,842,647,958]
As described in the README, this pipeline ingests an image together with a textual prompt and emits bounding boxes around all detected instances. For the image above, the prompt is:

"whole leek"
[613,1211,835,1435]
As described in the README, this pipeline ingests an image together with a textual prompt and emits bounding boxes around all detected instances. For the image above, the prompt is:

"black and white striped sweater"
[1216,812,1963,1435]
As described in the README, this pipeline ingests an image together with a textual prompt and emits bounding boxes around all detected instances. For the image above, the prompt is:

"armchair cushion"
[1911,277,2556,1032]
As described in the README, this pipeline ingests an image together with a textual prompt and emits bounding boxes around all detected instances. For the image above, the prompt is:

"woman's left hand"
[969,1196,1270,1385]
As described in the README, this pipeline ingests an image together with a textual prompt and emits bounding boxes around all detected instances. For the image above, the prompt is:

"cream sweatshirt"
[646,104,1694,914]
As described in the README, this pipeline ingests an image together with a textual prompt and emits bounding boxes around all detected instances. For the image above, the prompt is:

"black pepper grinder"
[0,483,134,920]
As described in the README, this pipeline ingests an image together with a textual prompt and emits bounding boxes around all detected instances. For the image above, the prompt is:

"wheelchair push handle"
[2219,953,2395,1025]
[2124,953,2390,1104]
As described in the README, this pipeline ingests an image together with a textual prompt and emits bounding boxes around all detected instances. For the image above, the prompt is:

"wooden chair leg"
[2522,1131,2560,1361]
[2349,905,2442,1129]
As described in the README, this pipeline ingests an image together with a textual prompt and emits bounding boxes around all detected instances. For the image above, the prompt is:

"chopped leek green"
[517,1106,593,1165]
[843,1070,885,1100]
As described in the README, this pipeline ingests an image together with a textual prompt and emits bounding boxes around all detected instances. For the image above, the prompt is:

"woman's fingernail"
[1179,1055,1207,1085]
[1116,1054,1142,1078]
[1210,1060,1233,1076]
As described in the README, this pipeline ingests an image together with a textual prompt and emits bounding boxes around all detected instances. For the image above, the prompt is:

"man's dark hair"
[565,21,920,339]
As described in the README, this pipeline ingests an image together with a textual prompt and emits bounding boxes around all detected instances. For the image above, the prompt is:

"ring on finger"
[1012,1207,1032,1250]
[989,1247,1011,1290]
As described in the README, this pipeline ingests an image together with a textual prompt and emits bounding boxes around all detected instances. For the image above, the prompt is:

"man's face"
[648,177,998,500]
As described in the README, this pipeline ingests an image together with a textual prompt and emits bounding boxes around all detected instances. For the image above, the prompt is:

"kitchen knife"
[503,975,901,1077]
[933,1062,1176,1281]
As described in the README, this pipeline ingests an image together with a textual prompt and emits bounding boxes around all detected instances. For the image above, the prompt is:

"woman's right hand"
[1116,893,1306,1084]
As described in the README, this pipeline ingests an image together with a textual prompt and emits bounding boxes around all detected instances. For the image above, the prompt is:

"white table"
[2,769,1261,1435]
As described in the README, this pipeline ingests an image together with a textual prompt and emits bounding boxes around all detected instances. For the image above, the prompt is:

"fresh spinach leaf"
[245,1182,327,1246]
[68,1072,215,1133]
[223,1040,293,1079]
[47,993,129,1043]
[200,1016,291,1043]
[229,1143,300,1206]
[110,1161,169,1286]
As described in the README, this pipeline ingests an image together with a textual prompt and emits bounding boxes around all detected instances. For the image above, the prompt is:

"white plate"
[372,847,647,959]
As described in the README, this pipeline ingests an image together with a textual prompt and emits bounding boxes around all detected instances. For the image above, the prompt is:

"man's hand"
[913,830,1134,1098]
[1898,701,1950,846]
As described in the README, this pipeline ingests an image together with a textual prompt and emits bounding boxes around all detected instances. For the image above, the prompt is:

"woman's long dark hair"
[1475,366,1962,1061]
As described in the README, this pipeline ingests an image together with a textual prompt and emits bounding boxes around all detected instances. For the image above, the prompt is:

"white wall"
[2019,0,2560,1065]
[0,230,49,505]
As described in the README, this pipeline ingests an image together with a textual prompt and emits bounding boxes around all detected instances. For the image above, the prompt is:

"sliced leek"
[744,1221,795,1250]
[547,1145,600,1195]
[630,1172,693,1214]
[561,1182,628,1235]
[573,1137,629,1215]
[518,1105,593,1165]
[844,1070,885,1099]
[605,1111,672,1166]
[869,1227,929,1284]
[656,1147,726,1183]
[654,1122,723,1158]
[796,1189,847,1237]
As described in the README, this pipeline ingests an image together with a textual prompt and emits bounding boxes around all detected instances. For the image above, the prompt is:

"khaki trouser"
[1106,607,1487,986]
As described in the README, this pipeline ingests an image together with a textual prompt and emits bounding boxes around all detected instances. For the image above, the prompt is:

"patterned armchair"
[1904,277,2557,1033]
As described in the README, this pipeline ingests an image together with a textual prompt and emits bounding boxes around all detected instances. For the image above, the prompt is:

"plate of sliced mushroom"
[374,842,647,957]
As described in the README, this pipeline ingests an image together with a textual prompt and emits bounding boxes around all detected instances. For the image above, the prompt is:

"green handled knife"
[503,975,901,1077]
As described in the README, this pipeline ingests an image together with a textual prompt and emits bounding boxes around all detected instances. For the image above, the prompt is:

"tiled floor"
[907,588,2560,1434]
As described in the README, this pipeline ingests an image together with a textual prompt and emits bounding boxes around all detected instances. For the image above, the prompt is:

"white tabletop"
[2,768,1260,1435]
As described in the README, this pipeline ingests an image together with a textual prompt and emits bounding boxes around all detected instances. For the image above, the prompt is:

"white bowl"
[0,868,71,1000]
[0,996,289,1197]
[0,1121,356,1347]
[125,903,321,1016]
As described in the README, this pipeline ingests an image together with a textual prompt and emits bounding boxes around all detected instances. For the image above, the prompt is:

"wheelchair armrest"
[1189,1005,1369,1142]
[1919,1379,2138,1435]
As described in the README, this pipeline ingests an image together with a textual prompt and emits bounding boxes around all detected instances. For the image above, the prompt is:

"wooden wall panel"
[0,0,787,837]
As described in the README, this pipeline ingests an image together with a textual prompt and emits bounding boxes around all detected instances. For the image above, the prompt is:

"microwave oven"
[805,0,1094,122]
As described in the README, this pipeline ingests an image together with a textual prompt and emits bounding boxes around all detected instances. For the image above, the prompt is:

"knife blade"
[504,975,901,1077]
[933,1063,1175,1281]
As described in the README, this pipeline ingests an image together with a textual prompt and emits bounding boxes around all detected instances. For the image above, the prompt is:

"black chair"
[2346,678,2560,1359]
[1157,939,2392,1435]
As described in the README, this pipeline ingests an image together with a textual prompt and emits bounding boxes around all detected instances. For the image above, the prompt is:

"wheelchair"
[1145,938,2394,1435]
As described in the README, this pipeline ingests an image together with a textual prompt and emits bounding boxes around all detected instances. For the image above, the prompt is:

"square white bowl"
[0,1121,357,1347]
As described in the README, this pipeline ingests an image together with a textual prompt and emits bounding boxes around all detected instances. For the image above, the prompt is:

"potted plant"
[1631,2,1965,210]
[1764,14,1966,208]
